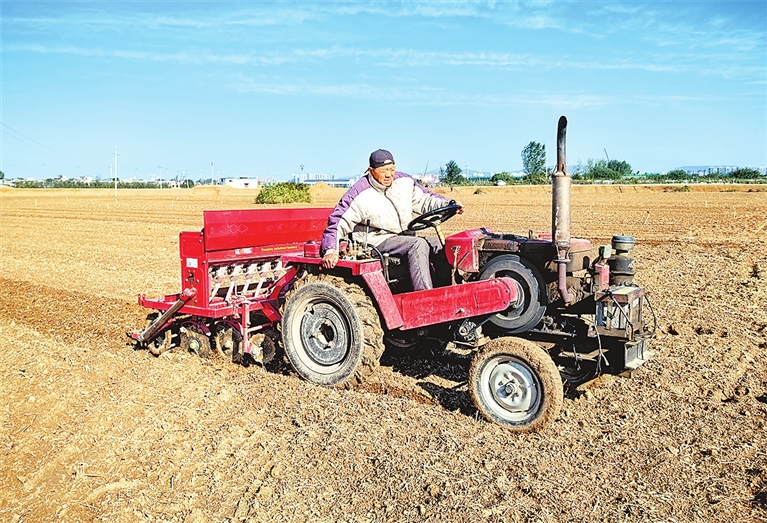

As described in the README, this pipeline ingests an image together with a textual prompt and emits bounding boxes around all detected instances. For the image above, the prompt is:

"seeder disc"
[180,324,211,358]
[143,313,175,356]
[213,322,243,363]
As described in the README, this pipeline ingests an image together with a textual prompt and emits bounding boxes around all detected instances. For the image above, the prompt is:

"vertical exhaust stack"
[551,116,574,304]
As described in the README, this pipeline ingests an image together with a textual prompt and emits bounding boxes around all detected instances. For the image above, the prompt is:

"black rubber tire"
[478,254,547,334]
[281,273,384,387]
[469,337,563,432]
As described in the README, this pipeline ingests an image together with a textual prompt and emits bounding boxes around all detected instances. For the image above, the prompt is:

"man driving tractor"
[320,149,463,291]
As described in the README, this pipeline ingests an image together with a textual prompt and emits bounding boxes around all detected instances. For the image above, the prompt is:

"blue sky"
[2,1,765,181]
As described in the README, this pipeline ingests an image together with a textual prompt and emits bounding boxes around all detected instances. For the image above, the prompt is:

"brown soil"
[1,184,766,522]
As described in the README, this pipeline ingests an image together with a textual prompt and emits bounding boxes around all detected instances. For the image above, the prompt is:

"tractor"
[129,116,655,432]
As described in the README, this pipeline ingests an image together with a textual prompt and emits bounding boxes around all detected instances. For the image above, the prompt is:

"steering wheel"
[407,201,461,232]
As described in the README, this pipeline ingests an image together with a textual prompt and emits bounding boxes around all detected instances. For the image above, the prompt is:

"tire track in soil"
[0,277,146,346]
[0,278,444,407]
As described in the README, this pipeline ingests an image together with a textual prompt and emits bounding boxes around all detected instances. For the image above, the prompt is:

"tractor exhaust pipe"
[551,116,574,304]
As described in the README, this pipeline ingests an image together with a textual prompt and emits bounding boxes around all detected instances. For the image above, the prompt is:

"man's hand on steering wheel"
[407,200,464,232]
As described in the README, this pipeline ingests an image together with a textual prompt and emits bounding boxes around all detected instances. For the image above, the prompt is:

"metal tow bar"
[129,288,197,344]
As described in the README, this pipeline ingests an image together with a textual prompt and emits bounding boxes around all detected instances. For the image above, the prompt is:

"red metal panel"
[444,229,488,273]
[179,231,209,307]
[203,208,333,252]
[595,262,610,291]
[393,278,517,331]
[361,271,404,330]
[205,245,304,264]
[281,254,384,276]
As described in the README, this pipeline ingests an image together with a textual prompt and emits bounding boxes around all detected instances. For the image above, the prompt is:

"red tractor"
[129,117,655,432]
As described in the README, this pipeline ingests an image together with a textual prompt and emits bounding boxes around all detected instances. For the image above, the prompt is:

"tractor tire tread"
[281,270,384,388]
[469,337,563,432]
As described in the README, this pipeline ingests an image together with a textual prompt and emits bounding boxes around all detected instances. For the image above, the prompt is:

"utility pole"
[211,161,214,184]
[114,146,118,197]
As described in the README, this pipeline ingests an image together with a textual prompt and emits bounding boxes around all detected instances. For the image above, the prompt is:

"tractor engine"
[445,116,654,376]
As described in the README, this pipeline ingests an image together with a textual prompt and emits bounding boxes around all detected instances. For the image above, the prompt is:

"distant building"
[224,177,260,189]
[292,172,360,188]
[675,165,767,176]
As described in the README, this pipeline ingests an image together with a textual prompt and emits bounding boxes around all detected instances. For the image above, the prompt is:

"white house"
[224,178,260,189]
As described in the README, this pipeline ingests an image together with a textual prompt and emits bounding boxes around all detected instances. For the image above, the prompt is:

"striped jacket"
[320,171,449,255]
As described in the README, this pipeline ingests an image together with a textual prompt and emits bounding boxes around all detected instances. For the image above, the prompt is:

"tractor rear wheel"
[281,273,384,388]
[469,337,563,432]
[478,254,547,334]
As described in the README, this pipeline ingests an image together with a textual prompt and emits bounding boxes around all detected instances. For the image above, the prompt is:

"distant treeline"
[9,179,198,189]
[482,166,767,187]
[5,166,766,190]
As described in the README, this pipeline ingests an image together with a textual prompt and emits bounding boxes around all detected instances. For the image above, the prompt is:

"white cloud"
[10,41,761,80]
[230,73,612,109]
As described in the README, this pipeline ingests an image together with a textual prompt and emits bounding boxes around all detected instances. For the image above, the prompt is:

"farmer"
[320,149,462,291]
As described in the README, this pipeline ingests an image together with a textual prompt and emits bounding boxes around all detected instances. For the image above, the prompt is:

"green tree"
[440,160,466,185]
[729,168,763,179]
[665,169,689,180]
[521,142,546,177]
[607,159,633,177]
[584,159,624,180]
[0,170,4,181]
[255,182,312,204]
[491,172,514,184]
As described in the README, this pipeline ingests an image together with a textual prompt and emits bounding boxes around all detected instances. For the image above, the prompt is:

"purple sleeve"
[320,176,372,254]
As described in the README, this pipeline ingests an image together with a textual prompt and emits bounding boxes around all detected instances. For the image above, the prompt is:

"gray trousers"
[376,235,445,291]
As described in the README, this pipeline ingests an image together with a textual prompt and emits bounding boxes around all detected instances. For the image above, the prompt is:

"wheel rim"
[479,355,542,423]
[298,300,350,369]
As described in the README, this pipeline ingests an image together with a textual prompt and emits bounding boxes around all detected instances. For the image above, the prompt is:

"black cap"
[369,149,394,168]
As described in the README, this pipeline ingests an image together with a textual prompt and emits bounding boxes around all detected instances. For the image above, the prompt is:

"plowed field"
[1,184,766,522]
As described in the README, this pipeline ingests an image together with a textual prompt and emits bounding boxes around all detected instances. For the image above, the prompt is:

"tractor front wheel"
[469,337,563,432]
[281,273,384,387]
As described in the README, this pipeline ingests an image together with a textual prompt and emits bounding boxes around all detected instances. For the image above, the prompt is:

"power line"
[1,123,110,163]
